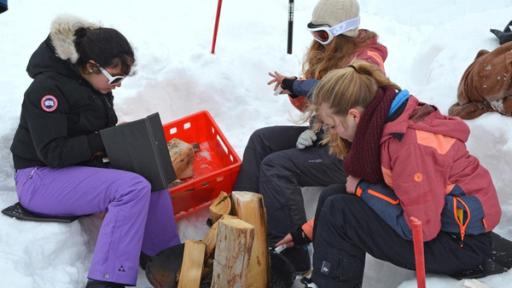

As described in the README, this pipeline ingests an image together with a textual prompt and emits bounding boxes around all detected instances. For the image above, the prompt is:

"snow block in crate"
[163,111,241,220]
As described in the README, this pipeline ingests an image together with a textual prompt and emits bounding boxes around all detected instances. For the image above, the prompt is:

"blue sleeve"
[291,79,319,100]
[357,181,412,240]
[0,0,7,13]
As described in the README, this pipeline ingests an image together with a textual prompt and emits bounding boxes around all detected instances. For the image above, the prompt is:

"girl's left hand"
[267,71,292,95]
[346,175,361,194]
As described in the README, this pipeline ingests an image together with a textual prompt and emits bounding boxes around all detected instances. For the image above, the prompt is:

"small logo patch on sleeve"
[40,95,58,112]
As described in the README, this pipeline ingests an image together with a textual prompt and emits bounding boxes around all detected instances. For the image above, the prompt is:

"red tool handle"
[410,217,426,288]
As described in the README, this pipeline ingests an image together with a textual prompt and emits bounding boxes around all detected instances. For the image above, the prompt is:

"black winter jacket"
[10,36,117,169]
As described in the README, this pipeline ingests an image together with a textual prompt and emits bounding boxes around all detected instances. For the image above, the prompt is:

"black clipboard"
[100,113,176,191]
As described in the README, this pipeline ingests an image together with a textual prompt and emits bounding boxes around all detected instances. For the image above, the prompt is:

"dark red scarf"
[343,86,397,183]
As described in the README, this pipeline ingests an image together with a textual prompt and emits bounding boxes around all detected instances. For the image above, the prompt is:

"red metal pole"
[211,0,223,54]
[410,217,426,288]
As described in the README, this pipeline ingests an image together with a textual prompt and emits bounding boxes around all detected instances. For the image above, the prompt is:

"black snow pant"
[312,186,492,288]
[234,125,308,192]
[233,126,345,246]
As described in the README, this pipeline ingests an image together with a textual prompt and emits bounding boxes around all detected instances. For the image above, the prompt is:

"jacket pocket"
[357,181,412,239]
[441,193,486,240]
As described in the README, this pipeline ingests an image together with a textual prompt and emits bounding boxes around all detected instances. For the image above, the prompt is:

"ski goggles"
[307,16,360,45]
[98,66,125,85]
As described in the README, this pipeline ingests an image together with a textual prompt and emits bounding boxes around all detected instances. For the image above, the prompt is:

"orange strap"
[367,189,400,205]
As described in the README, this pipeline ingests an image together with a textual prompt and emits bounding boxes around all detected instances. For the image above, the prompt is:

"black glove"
[87,131,105,157]
[490,20,512,45]
[290,226,312,246]
[281,77,299,98]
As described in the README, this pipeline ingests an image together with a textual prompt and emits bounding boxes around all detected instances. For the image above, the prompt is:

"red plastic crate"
[162,110,241,220]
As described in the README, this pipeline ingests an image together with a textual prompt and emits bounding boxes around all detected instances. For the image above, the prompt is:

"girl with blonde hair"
[307,61,511,287]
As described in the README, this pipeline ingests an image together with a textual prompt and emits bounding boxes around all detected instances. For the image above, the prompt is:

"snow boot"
[270,249,296,288]
[490,231,512,269]
[490,20,512,45]
[139,252,151,271]
[85,280,125,288]
[281,245,311,274]
[451,258,508,279]
[145,243,185,288]
[300,276,319,288]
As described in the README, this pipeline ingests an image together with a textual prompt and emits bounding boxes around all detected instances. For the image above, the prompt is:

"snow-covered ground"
[1,0,512,287]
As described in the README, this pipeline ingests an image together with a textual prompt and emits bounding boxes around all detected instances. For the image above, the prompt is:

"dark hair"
[74,27,135,75]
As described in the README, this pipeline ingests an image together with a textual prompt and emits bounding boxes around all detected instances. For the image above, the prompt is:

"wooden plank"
[208,191,232,224]
[178,240,206,288]
[231,191,269,288]
[203,214,237,260]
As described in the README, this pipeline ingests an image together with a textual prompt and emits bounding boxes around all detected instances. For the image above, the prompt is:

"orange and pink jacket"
[367,96,501,241]
[303,95,501,242]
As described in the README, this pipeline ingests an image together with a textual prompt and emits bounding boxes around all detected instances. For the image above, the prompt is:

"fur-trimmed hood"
[50,15,99,63]
[26,15,99,79]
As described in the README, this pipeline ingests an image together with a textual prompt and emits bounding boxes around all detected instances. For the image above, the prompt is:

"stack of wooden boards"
[147,191,270,288]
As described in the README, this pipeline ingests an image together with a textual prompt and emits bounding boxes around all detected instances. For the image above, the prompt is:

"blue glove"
[296,129,317,149]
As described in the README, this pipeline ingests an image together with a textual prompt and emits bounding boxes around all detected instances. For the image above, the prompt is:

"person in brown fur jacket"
[449,41,512,119]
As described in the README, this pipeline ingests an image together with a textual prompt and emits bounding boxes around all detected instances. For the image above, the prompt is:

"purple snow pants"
[15,166,181,286]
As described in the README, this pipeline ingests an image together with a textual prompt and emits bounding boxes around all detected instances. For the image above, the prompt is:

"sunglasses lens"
[312,30,330,43]
[110,77,124,85]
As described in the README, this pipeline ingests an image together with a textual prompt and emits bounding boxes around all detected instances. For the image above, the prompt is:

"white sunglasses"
[98,66,125,85]
[308,16,360,45]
